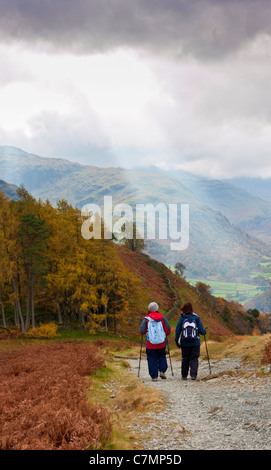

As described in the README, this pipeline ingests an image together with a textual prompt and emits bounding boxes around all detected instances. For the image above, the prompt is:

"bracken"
[262,339,271,365]
[0,342,111,450]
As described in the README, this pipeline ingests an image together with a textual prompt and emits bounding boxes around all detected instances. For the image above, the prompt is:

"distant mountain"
[0,179,19,200]
[0,146,195,207]
[0,146,82,194]
[1,145,271,282]
[169,170,271,245]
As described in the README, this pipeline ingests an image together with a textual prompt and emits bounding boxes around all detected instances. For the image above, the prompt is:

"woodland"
[0,187,140,333]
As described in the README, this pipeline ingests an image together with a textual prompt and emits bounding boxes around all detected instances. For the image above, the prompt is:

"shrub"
[24,322,60,338]
[0,327,22,339]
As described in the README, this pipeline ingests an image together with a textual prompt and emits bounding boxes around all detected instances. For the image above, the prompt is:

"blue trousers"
[146,348,168,379]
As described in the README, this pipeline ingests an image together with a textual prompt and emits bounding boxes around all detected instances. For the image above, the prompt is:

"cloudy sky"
[1,0,271,178]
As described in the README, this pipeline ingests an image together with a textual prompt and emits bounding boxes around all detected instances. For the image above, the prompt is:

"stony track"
[127,356,271,450]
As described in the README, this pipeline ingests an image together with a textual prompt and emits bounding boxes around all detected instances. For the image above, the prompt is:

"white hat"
[148,302,159,312]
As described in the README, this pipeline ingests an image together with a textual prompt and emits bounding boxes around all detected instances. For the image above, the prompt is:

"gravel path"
[127,356,271,450]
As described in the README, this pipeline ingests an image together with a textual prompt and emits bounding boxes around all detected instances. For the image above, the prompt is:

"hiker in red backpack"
[140,302,171,381]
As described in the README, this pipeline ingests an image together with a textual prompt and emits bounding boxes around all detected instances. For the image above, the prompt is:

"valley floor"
[128,356,271,450]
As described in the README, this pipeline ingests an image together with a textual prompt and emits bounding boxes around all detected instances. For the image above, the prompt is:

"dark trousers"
[181,346,200,378]
[146,348,168,379]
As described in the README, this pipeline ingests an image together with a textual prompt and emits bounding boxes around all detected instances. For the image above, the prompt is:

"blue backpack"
[145,316,166,344]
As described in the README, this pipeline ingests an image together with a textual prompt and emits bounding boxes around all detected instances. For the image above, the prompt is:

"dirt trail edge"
[127,356,271,450]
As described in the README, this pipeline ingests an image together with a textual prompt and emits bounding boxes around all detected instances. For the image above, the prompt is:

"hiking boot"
[160,372,167,379]
[182,377,187,380]
[191,376,197,380]
[152,377,158,381]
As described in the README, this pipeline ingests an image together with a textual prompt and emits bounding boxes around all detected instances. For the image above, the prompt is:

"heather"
[0,342,111,450]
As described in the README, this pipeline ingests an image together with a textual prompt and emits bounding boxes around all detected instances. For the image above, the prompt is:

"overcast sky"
[1,0,271,178]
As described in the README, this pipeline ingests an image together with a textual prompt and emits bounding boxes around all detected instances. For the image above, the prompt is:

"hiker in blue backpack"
[140,302,171,381]
[175,302,206,380]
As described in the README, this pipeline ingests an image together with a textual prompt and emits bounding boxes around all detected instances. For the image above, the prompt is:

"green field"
[167,261,271,307]
[250,261,271,280]
[187,278,267,306]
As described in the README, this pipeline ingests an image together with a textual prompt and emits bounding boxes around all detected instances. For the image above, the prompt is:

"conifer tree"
[17,214,50,329]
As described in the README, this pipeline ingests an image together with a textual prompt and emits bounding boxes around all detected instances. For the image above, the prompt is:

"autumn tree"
[175,261,186,277]
[221,305,231,324]
[18,214,50,329]
[120,222,145,253]
[246,308,260,319]
[195,281,212,302]
[0,191,25,330]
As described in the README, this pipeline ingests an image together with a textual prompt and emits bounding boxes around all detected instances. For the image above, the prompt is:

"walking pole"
[166,338,174,376]
[138,335,143,377]
[204,335,212,375]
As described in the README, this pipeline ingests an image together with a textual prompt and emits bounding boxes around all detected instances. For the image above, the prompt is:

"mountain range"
[0,145,271,283]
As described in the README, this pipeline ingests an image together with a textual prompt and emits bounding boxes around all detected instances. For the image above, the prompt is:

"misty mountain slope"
[169,170,271,245]
[1,146,270,281]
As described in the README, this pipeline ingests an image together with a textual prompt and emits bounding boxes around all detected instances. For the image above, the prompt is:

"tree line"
[0,187,140,332]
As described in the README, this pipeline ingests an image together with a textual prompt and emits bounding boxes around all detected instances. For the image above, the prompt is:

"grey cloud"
[1,0,271,59]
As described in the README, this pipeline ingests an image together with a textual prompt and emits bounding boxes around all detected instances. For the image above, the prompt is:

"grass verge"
[87,348,165,450]
[205,333,271,364]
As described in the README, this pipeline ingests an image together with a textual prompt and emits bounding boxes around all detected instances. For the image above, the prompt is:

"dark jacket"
[175,313,206,348]
[140,311,171,349]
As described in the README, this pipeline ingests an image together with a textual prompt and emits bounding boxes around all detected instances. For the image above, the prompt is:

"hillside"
[245,288,271,314]
[113,246,269,339]
[1,146,271,283]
